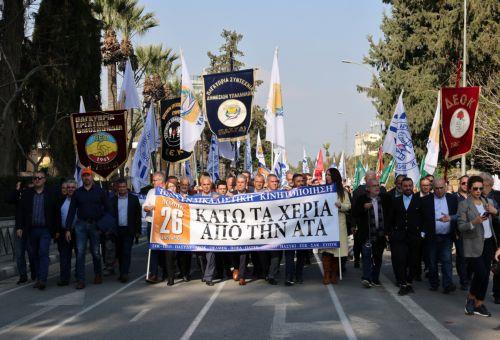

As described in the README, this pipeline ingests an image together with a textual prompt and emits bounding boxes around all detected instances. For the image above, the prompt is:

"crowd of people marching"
[8,167,500,317]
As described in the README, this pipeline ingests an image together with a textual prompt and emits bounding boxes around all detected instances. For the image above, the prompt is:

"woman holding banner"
[320,168,351,284]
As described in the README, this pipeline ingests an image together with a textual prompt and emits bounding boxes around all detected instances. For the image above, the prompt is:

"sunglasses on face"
[33,176,45,181]
[472,187,483,191]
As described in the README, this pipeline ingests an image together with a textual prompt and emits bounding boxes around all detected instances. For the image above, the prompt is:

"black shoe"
[268,278,278,285]
[119,275,128,283]
[371,280,381,287]
[57,281,69,286]
[406,285,415,294]
[494,296,500,304]
[398,285,408,296]
[465,298,475,315]
[33,281,42,289]
[443,284,456,294]
[285,281,294,286]
[473,304,491,317]
[205,281,214,286]
[354,262,360,269]
[182,275,191,282]
[17,276,28,284]
[167,278,174,286]
[295,279,304,284]
[361,279,372,288]
[429,286,438,291]
[38,283,46,290]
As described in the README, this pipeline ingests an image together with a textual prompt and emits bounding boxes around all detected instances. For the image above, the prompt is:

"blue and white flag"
[256,131,266,169]
[73,96,85,187]
[118,59,141,110]
[244,134,253,174]
[302,147,310,174]
[382,92,420,184]
[337,151,346,180]
[185,159,194,185]
[273,149,289,186]
[206,135,220,182]
[219,141,237,161]
[131,104,161,192]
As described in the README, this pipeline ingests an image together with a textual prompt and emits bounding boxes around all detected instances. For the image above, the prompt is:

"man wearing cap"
[65,168,110,289]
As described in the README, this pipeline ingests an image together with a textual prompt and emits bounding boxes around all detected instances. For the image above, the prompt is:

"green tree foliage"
[360,0,499,170]
[30,0,101,175]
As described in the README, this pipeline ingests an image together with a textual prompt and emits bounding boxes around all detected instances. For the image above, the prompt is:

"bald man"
[421,178,458,293]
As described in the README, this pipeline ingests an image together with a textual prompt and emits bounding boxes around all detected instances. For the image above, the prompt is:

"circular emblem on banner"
[163,116,180,148]
[449,108,470,139]
[217,99,247,127]
[85,132,118,164]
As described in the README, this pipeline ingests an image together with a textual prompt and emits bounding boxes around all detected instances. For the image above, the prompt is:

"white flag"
[256,131,266,168]
[180,51,204,152]
[118,59,141,110]
[302,147,310,173]
[265,48,286,149]
[73,96,85,187]
[423,91,441,175]
[338,151,346,179]
[131,104,160,192]
[219,141,237,161]
[383,92,420,184]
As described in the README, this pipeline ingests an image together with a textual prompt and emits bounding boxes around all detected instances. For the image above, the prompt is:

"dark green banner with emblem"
[160,97,192,162]
[70,110,128,179]
[203,69,255,141]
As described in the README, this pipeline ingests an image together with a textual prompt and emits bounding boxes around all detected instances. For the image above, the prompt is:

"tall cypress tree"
[361,0,499,169]
[30,0,101,174]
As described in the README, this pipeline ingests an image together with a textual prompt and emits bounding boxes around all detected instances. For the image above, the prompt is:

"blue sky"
[131,0,389,164]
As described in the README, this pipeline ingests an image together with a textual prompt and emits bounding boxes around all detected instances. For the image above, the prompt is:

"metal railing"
[0,217,15,258]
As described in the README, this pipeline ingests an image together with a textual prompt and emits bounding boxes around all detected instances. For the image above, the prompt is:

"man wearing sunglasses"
[16,171,58,290]
[454,175,471,290]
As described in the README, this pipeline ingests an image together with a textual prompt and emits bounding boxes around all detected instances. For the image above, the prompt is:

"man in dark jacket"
[421,178,458,293]
[352,178,391,287]
[110,179,141,283]
[16,171,59,290]
[387,177,423,295]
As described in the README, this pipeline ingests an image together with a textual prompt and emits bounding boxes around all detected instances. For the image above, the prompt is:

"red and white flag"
[314,149,324,181]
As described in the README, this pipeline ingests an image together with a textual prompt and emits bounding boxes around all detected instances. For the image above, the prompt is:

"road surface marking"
[0,291,85,336]
[31,274,144,340]
[179,281,226,340]
[130,308,151,322]
[380,273,459,340]
[254,291,342,339]
[314,253,357,340]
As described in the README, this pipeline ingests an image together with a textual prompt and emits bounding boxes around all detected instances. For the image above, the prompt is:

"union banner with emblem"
[203,69,255,141]
[440,87,480,161]
[70,110,128,179]
[160,97,192,162]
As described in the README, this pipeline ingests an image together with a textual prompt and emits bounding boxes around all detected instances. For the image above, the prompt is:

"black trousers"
[160,251,176,280]
[390,237,421,286]
[469,238,495,301]
[353,231,362,263]
[177,251,192,278]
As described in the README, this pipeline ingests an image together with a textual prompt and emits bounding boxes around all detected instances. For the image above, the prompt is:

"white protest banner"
[150,185,340,251]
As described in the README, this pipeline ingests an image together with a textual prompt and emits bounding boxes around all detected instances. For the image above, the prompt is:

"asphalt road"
[0,243,499,340]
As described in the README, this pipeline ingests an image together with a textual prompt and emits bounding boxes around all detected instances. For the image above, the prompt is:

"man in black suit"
[111,179,142,283]
[16,171,59,290]
[387,177,423,295]
[421,178,458,294]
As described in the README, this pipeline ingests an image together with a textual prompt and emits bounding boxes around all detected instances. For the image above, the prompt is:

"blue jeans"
[427,235,453,289]
[28,228,51,283]
[361,237,385,282]
[15,233,35,279]
[75,221,102,283]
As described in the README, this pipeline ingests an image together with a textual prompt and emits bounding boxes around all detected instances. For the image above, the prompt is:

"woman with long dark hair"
[458,176,499,317]
[320,167,350,284]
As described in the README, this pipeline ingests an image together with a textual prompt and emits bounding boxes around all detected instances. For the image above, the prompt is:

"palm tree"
[323,142,331,166]
[93,0,157,109]
[136,44,179,103]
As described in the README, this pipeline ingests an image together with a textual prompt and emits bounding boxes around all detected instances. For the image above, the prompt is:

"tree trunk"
[0,0,25,176]
[107,63,117,110]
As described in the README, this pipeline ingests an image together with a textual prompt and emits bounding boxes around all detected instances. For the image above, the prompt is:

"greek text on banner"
[150,185,340,251]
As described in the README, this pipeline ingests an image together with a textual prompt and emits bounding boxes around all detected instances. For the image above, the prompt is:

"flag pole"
[460,0,467,175]
[338,256,342,280]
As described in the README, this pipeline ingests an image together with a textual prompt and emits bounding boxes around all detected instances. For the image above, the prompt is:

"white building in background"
[353,120,383,157]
